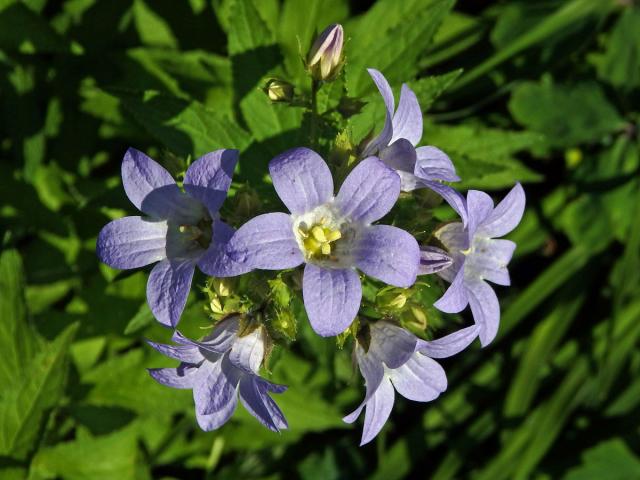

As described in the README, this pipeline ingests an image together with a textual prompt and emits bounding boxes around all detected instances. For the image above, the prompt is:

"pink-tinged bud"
[307,24,344,81]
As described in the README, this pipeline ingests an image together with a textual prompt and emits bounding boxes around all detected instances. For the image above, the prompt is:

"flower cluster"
[97,24,525,445]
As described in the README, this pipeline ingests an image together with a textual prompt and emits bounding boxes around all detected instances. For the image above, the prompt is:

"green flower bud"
[307,24,344,81]
[264,79,294,103]
[270,308,297,341]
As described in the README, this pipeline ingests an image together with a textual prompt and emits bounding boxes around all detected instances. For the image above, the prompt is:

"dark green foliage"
[1,0,639,478]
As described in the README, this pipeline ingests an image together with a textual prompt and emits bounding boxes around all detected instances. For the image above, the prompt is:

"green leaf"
[227,0,274,55]
[346,0,454,96]
[454,0,614,90]
[29,426,151,480]
[425,123,543,189]
[132,0,177,48]
[0,250,41,388]
[407,69,463,111]
[509,80,624,148]
[592,7,640,90]
[108,88,251,157]
[0,322,78,460]
[563,439,640,480]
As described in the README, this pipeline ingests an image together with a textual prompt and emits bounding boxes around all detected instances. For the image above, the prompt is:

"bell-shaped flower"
[343,321,478,445]
[97,148,249,328]
[433,184,525,346]
[363,68,467,224]
[148,316,288,432]
[228,148,420,337]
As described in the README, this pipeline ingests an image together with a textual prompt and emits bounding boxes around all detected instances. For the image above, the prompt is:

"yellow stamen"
[311,226,327,242]
[299,221,342,259]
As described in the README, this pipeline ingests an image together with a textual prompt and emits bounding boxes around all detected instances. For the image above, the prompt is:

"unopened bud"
[233,184,261,221]
[307,24,344,81]
[264,79,294,103]
[212,278,231,297]
[210,296,223,315]
[271,308,297,341]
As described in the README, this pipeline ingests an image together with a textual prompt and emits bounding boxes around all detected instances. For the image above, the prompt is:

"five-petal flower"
[227,147,420,337]
[433,184,526,346]
[148,316,288,432]
[363,68,467,224]
[97,148,249,328]
[343,321,479,445]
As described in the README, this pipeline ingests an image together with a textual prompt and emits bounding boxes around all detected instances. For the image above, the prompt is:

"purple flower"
[228,148,420,337]
[148,316,288,432]
[97,148,249,328]
[433,184,526,346]
[343,321,478,445]
[363,68,467,224]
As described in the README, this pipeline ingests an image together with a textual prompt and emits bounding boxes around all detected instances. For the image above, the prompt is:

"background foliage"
[1,0,639,478]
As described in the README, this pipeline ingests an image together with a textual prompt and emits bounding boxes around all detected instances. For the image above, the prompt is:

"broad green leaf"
[454,0,614,89]
[509,81,624,148]
[82,349,190,415]
[346,0,454,96]
[227,0,274,55]
[0,250,41,387]
[108,88,251,157]
[425,123,543,189]
[419,12,483,69]
[29,426,151,480]
[592,7,640,90]
[132,0,177,48]
[0,323,77,460]
[407,70,463,112]
[563,439,640,480]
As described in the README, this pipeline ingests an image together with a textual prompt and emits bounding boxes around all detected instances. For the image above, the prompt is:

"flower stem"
[310,78,320,146]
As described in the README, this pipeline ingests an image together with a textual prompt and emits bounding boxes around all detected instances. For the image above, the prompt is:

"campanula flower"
[344,321,478,445]
[148,316,288,432]
[433,184,525,346]
[363,69,467,224]
[97,148,249,328]
[307,24,344,81]
[228,148,420,337]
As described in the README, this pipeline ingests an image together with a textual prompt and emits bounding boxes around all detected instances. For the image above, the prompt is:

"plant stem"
[310,78,319,146]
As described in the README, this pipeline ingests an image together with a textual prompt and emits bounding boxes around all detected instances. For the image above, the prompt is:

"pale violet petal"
[97,216,167,270]
[390,84,423,146]
[466,280,501,347]
[388,353,447,402]
[354,225,420,288]
[147,258,195,328]
[302,264,361,337]
[434,267,469,314]
[335,157,400,224]
[269,147,334,215]
[183,149,238,215]
[227,213,304,270]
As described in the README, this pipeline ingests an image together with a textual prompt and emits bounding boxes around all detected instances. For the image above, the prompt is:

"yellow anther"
[326,230,342,242]
[311,226,327,242]
[299,221,342,259]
